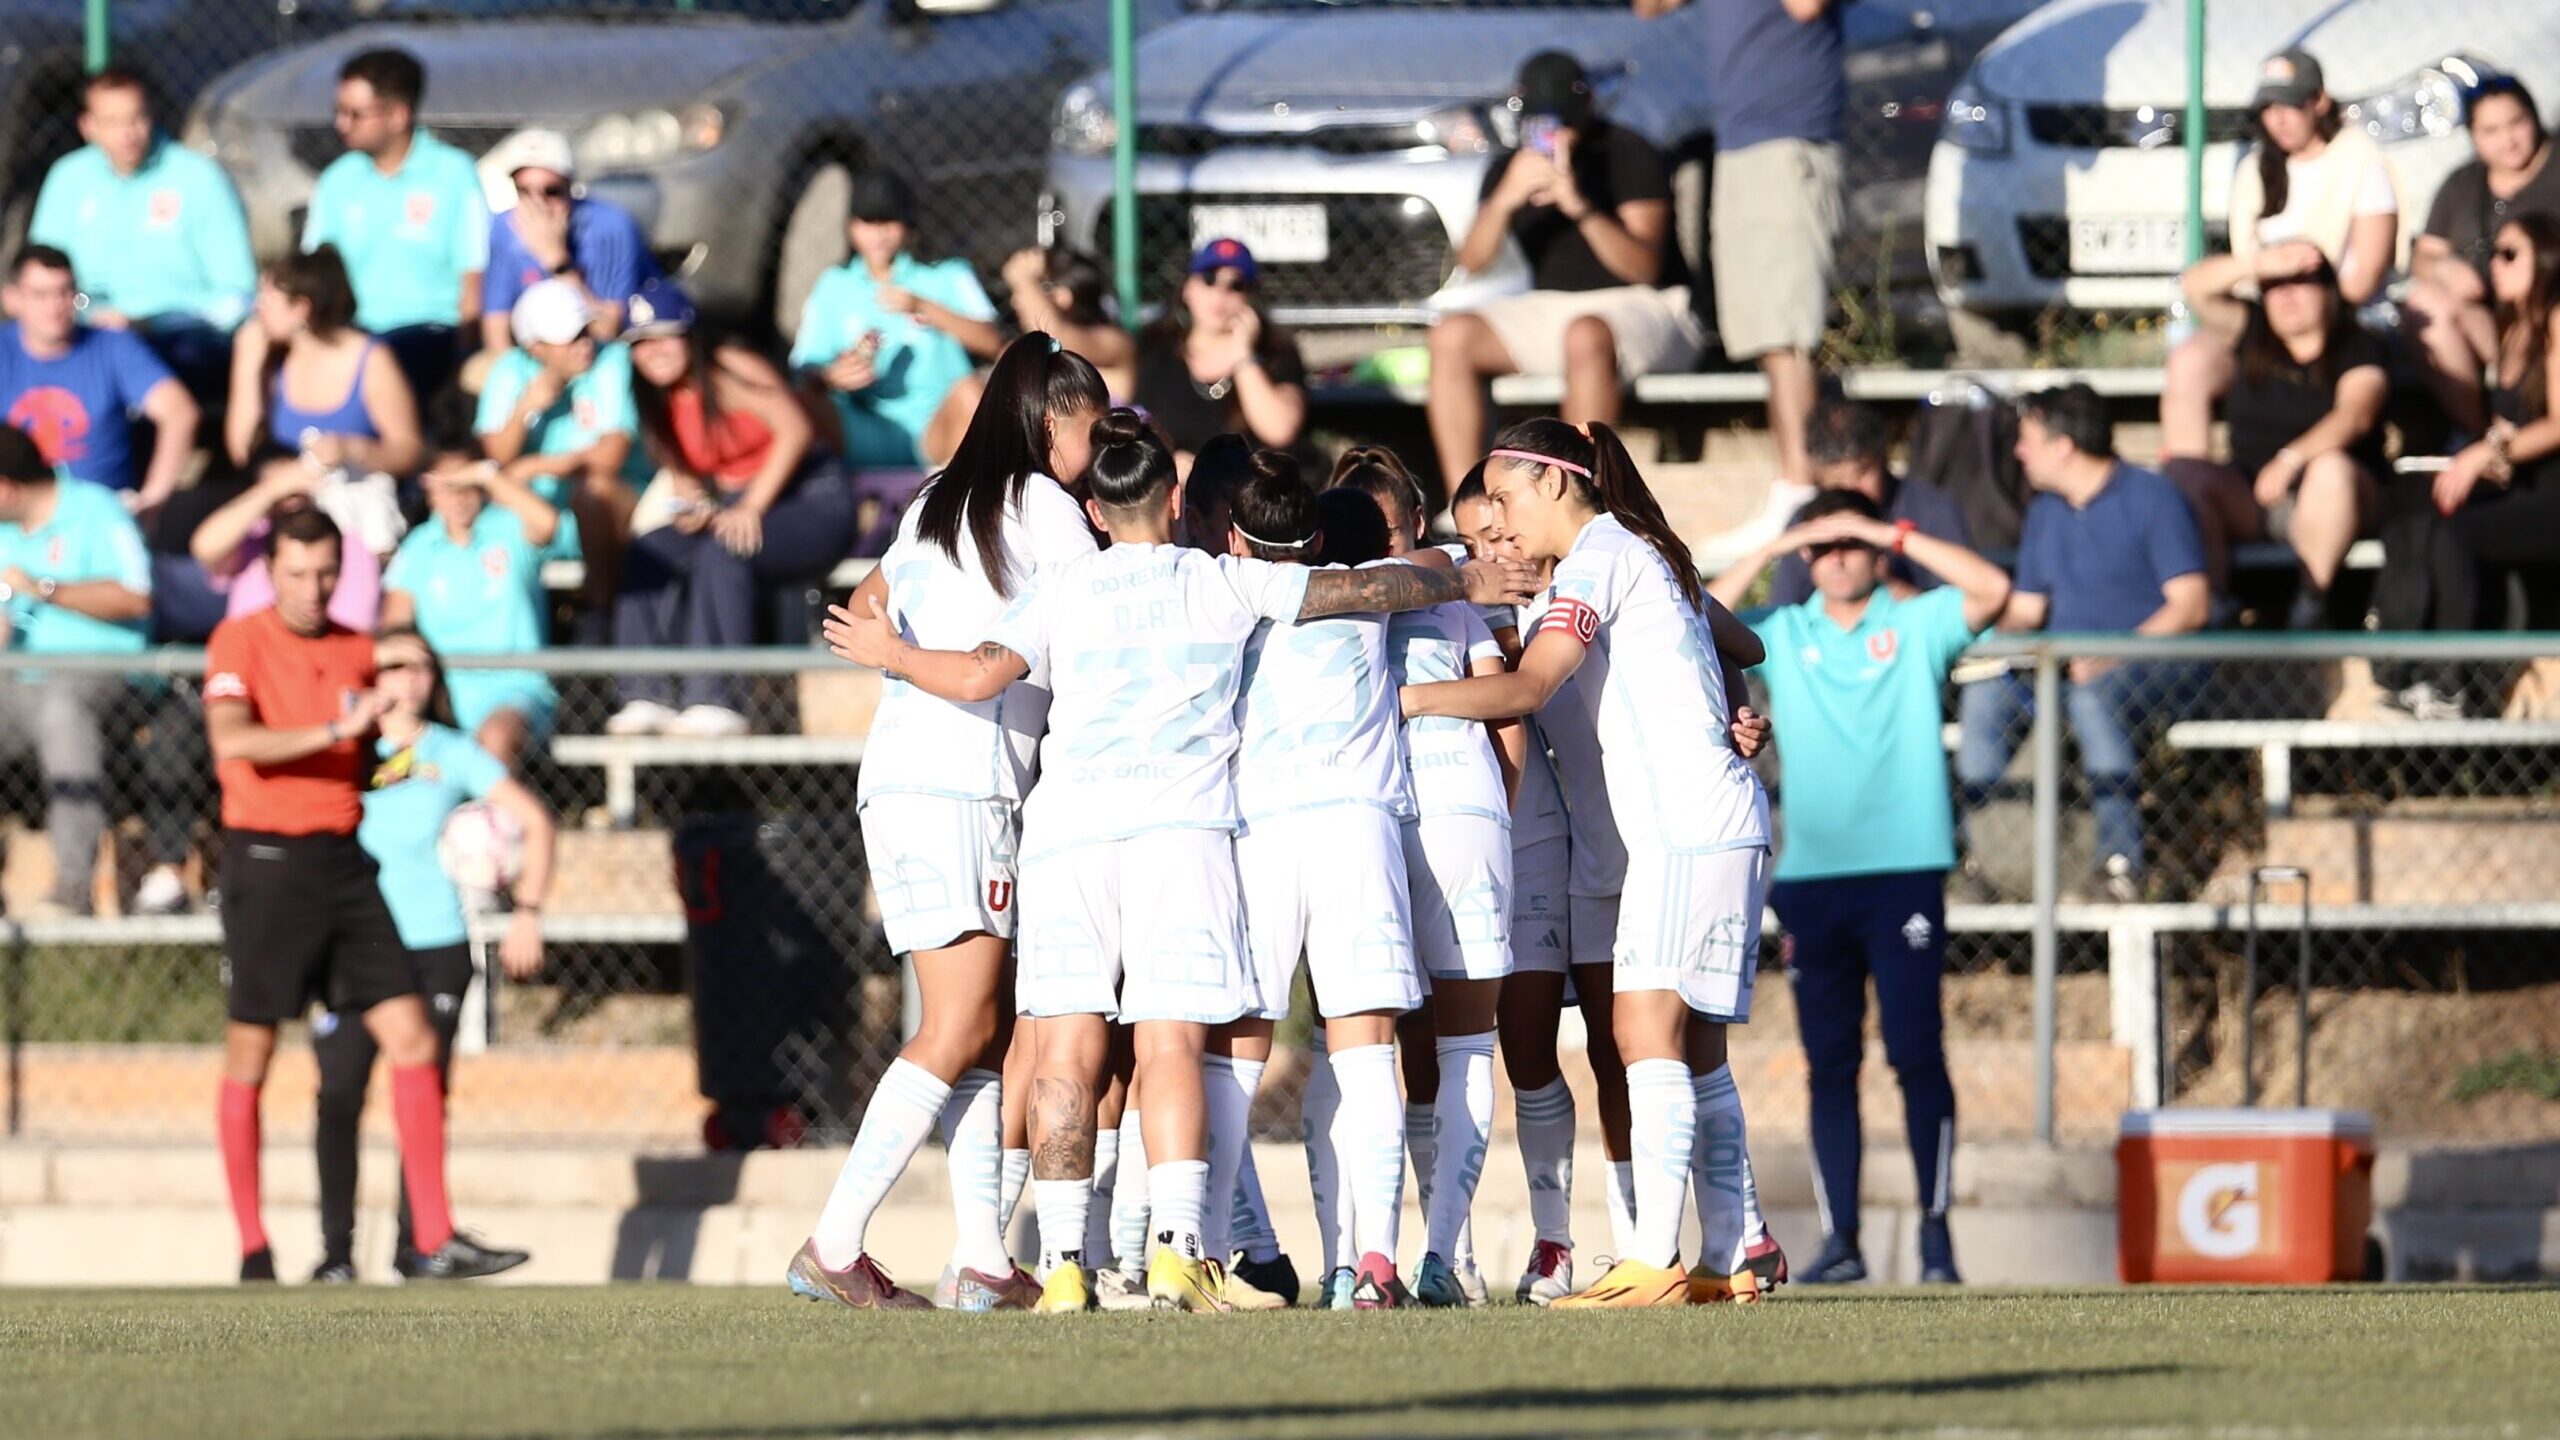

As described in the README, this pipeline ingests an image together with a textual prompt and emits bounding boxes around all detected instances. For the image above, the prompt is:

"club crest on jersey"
[405,192,437,228]
[1867,630,1900,665]
[149,189,182,226]
[986,879,1013,914]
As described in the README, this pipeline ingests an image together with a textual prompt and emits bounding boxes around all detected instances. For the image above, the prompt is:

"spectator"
[2405,78,2560,431]
[29,67,255,417]
[0,245,198,514]
[477,279,642,617]
[614,282,855,736]
[1132,239,1309,467]
[476,129,659,355]
[1955,385,2208,900]
[303,48,489,405]
[1429,52,1699,486]
[190,449,386,634]
[1766,397,1971,608]
[2164,241,2385,626]
[0,423,152,918]
[1003,246,1134,399]
[1709,489,2011,1289]
[791,170,1002,472]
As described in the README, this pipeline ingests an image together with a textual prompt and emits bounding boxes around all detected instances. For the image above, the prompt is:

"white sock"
[1627,1058,1697,1269]
[1605,1160,1638,1259]
[936,1067,1009,1277]
[1110,1107,1150,1276]
[1033,1177,1093,1276]
[1231,1141,1281,1264]
[810,1058,948,1269]
[1691,1065,1763,1272]
[1201,1055,1262,1264]
[1300,1033,1345,1275]
[1425,1033,1495,1263]
[1150,1159,1209,1262]
[1331,1043,1406,1266]
[1404,1101,1437,1219]
[1514,1077,1577,1248]
[999,1148,1031,1234]
[1086,1125,1121,1267]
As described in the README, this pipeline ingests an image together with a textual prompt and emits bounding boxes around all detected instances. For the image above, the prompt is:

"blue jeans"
[133,318,234,423]
[615,469,857,712]
[1955,662,2195,875]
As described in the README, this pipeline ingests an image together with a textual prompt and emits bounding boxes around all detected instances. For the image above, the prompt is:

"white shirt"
[1235,568,1412,824]
[1535,514,1769,855]
[1520,593,1626,893]
[857,473,1096,806]
[988,544,1312,860]
[1388,601,1510,824]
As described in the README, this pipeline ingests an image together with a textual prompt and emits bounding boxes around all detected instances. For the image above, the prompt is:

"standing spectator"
[29,68,255,416]
[0,245,198,513]
[1132,239,1309,467]
[303,48,489,405]
[2164,241,2384,625]
[1710,490,2012,1288]
[1955,386,2209,900]
[0,424,152,918]
[1002,246,1135,398]
[476,129,659,354]
[2404,78,2560,432]
[1766,397,1972,608]
[477,279,642,617]
[1429,53,1697,487]
[191,449,385,634]
[615,282,855,736]
[791,170,1002,472]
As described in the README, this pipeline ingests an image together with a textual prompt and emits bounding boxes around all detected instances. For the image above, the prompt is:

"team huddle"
[790,332,1781,1313]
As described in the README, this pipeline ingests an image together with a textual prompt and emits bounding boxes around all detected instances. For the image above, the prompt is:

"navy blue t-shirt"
[0,322,174,490]
[1769,473,1972,608]
[484,197,660,322]
[1706,0,1848,151]
[2013,464,2206,634]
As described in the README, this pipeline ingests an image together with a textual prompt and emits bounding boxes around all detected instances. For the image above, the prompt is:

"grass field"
[6,1286,2556,1439]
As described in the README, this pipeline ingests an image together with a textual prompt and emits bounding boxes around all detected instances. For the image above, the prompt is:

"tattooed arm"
[1296,555,1537,620]
[823,595,1030,703]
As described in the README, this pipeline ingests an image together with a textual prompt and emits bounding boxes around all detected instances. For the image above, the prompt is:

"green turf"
[5,1286,2555,1439]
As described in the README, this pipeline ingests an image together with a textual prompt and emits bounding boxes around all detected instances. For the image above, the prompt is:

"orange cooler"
[2117,1109,2375,1284]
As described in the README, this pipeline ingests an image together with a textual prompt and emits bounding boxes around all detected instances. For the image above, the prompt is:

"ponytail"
[1489,417,1703,611]
[1330,444,1427,543]
[1229,449,1319,560]
[916,331,1108,596]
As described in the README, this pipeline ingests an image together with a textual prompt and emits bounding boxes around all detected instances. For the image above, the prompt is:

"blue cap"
[1188,237,1260,287]
[623,279,697,339]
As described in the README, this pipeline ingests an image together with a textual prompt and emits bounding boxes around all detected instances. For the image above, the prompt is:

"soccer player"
[1402,418,1774,1307]
[826,408,1534,1313]
[789,336,1108,1312]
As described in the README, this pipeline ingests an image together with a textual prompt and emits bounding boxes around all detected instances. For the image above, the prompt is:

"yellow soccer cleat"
[1552,1256,1692,1309]
[1146,1250,1234,1313]
[1035,1260,1096,1314]
[1692,1234,1789,1305]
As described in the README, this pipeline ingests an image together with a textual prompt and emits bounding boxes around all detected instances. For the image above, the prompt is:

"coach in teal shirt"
[31,80,255,334]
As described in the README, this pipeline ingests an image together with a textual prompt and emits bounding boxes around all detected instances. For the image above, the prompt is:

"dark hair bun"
[1090,406,1150,450]
[1246,448,1302,492]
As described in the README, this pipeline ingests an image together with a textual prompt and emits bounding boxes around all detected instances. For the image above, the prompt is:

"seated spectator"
[2164,241,2385,625]
[476,279,642,619]
[190,448,385,633]
[476,129,659,356]
[1002,245,1134,398]
[2405,78,2560,432]
[1762,396,1971,608]
[0,424,153,918]
[791,170,1001,472]
[30,67,254,419]
[1132,239,1309,467]
[615,282,855,737]
[0,245,198,515]
[1428,51,1699,486]
[1956,385,2208,900]
[382,431,568,770]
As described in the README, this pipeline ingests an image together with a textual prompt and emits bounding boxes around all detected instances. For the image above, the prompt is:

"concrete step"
[2204,802,2560,907]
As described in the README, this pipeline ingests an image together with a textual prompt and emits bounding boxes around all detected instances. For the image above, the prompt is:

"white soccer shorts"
[1401,813,1514,982]
[1237,807,1424,1020]
[1015,828,1256,1026]
[1611,845,1770,1022]
[858,794,1020,956]
[1510,835,1571,975]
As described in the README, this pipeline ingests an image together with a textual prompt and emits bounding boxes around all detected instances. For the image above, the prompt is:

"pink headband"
[1489,448,1591,478]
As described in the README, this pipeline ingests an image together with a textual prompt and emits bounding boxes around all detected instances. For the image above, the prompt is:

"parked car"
[1038,0,2037,333]
[183,0,1181,339]
[1925,0,2560,325]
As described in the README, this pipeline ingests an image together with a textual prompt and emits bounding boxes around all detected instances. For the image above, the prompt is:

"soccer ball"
[438,800,526,897]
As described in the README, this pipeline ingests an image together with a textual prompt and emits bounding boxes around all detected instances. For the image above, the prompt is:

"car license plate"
[2068,217,2186,275]
[1191,203,1329,265]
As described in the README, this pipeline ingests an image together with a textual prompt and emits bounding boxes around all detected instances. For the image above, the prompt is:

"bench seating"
[2164,718,2560,815]
[550,734,870,826]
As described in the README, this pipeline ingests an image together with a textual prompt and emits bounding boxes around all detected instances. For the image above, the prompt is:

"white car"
[1925,0,2560,324]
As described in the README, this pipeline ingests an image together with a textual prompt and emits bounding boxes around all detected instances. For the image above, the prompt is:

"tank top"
[666,386,776,493]
[270,339,383,451]
[2490,380,2559,489]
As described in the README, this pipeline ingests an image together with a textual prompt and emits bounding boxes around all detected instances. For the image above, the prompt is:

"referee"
[207,508,518,1283]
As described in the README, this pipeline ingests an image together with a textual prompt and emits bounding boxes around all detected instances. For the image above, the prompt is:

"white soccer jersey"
[1519,594,1627,895]
[1388,601,1509,823]
[987,544,1311,862]
[857,474,1095,806]
[1535,514,1770,855]
[1235,578,1413,824]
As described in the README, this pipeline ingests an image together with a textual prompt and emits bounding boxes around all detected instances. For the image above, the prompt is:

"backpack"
[1906,379,2031,555]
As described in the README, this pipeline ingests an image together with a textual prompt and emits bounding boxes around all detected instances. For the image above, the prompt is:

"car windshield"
[372,0,853,19]
[1198,0,1626,9]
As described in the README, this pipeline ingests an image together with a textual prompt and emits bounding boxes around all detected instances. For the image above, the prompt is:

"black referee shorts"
[220,830,418,1025]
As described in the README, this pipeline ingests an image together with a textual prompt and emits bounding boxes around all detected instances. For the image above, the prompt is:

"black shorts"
[220,830,416,1025]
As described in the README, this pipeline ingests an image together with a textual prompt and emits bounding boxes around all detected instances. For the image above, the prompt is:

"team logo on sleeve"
[1538,597,1600,645]
[205,671,248,700]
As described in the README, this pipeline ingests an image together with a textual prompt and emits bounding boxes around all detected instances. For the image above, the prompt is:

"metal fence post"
[2183,0,2207,266]
[1108,0,1140,329]
[5,923,24,1137]
[84,0,108,72]
[2031,644,2062,1146]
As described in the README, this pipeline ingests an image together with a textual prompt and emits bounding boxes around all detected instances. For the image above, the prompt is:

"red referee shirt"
[203,608,376,836]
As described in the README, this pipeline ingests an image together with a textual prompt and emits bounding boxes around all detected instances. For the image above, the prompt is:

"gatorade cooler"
[2117,1109,2375,1284]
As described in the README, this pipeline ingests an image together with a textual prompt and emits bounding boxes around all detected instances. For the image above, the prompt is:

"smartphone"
[1523,115,1562,159]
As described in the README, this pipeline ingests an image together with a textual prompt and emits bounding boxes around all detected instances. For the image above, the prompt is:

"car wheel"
[773,162,855,343]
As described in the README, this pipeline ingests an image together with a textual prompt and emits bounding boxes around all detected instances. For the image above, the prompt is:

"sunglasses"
[517,182,571,201]
[1198,271,1254,294]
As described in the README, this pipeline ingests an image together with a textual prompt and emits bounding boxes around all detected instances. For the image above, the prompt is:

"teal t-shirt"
[0,477,152,655]
[302,130,491,333]
[30,138,257,331]
[789,253,993,468]
[475,342,648,551]
[383,503,567,734]
[361,723,506,950]
[1747,585,1982,883]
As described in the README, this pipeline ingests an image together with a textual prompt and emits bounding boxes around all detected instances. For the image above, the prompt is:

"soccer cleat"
[1453,1258,1489,1307]
[1798,1232,1868,1285]
[401,1231,531,1282]
[1695,1234,1790,1305]
[950,1264,1041,1312]
[1230,1250,1301,1308]
[1218,1260,1293,1312]
[785,1240,932,1311]
[310,1259,357,1285]
[1350,1252,1407,1311]
[1516,1240,1575,1307]
[1918,1217,1962,1285]
[931,1264,959,1309]
[1035,1261,1096,1313]
[1411,1253,1468,1308]
[1553,1256,1690,1309]
[1321,1266,1358,1311]
[1096,1267,1153,1312]
[240,1248,277,1284]
[1146,1250,1232,1313]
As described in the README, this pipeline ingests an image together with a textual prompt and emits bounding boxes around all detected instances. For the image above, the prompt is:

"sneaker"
[2387,682,2469,722]
[950,1264,1041,1312]
[604,700,678,736]
[1516,1240,1574,1307]
[133,865,189,917]
[309,1258,357,1285]
[1799,1232,1868,1285]
[1918,1217,1962,1285]
[1096,1267,1153,1312]
[2100,854,2142,904]
[240,1248,277,1284]
[1145,1248,1231,1313]
[784,1240,930,1310]
[1350,1251,1406,1311]
[401,1231,531,1282]
[1411,1253,1467,1308]
[668,704,751,738]
[1218,1257,1293,1312]
[1230,1250,1300,1308]
[1453,1257,1489,1307]
[1691,1235,1788,1305]
[1552,1256,1690,1309]
[1034,1261,1096,1314]
[1320,1266,1358,1311]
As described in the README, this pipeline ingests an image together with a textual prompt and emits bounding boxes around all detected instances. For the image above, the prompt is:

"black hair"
[1450,462,1488,511]
[630,326,773,478]
[915,332,1108,596]
[2016,384,2117,459]
[272,506,345,556]
[1807,397,1890,471]
[2496,213,2560,422]
[1330,444,1426,539]
[0,424,51,483]
[1791,489,1886,528]
[2252,61,2341,218]
[1229,450,1318,561]
[11,244,72,281]
[375,626,459,731]
[1315,487,1393,568]
[1041,248,1114,327]
[1085,407,1177,512]
[2470,76,2545,143]
[1188,432,1254,515]
[2235,248,2358,391]
[267,245,358,337]
[340,48,425,112]
[1488,418,1704,610]
[425,387,483,461]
